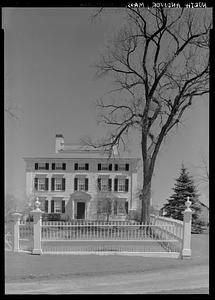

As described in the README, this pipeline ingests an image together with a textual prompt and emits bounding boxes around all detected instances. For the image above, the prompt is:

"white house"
[24,134,141,220]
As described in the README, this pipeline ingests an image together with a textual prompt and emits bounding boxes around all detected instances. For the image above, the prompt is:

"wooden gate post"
[12,212,22,252]
[31,198,43,255]
[182,197,193,259]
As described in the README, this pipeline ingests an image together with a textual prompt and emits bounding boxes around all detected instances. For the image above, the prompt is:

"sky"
[4,8,209,209]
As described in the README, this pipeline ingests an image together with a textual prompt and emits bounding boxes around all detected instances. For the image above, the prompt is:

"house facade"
[24,135,141,220]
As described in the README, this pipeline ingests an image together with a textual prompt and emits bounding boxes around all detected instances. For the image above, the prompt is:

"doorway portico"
[68,191,91,220]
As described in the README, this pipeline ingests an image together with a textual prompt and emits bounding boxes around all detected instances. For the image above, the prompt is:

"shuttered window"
[74,163,89,170]
[52,163,66,170]
[114,164,129,171]
[114,178,129,192]
[34,178,49,191]
[51,178,66,191]
[74,178,88,191]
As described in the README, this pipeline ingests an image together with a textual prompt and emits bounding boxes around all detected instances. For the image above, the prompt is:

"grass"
[5,232,208,283]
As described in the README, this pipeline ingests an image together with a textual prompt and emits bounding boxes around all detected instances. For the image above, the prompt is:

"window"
[115,164,129,171]
[54,201,62,213]
[98,164,112,171]
[75,163,89,171]
[114,178,129,192]
[51,178,65,191]
[55,178,63,191]
[113,199,126,215]
[38,198,48,213]
[51,200,65,213]
[35,163,49,170]
[78,178,85,191]
[118,179,126,192]
[74,178,88,191]
[98,178,112,192]
[52,163,66,170]
[34,178,49,191]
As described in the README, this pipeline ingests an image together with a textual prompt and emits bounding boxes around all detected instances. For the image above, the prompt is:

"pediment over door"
[70,191,91,201]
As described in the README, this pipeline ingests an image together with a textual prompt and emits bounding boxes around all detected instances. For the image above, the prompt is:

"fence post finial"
[181,196,193,259]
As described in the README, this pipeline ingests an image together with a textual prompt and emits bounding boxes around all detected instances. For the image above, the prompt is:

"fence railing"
[150,215,184,252]
[10,197,193,258]
[41,222,177,241]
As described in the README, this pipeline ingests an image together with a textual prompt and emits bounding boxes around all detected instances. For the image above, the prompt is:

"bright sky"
[4,8,209,208]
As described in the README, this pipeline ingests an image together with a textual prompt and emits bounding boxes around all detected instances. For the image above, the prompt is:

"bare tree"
[84,8,211,224]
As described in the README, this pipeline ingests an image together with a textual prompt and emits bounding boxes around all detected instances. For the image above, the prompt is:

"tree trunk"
[141,179,151,224]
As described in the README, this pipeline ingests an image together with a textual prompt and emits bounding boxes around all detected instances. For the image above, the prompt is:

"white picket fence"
[9,198,193,258]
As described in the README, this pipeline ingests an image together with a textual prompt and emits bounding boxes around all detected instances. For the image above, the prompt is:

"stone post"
[31,197,43,255]
[12,212,22,252]
[182,197,193,259]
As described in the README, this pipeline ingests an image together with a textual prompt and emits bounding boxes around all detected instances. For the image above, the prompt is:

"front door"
[77,202,85,219]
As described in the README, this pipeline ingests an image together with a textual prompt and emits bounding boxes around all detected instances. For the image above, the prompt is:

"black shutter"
[51,178,55,191]
[35,163,38,170]
[63,163,66,170]
[45,178,49,191]
[62,178,66,191]
[34,178,38,191]
[45,200,49,213]
[85,178,88,191]
[125,179,129,192]
[75,163,78,170]
[52,163,55,170]
[125,164,129,171]
[109,164,112,171]
[51,200,54,213]
[62,200,65,213]
[85,163,89,171]
[114,178,118,192]
[46,163,49,170]
[98,163,101,171]
[115,164,118,171]
[125,202,128,214]
[98,178,101,191]
[74,178,78,191]
[114,200,117,215]
[108,179,112,191]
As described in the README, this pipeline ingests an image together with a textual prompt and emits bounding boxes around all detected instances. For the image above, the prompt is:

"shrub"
[42,213,62,221]
[127,210,141,222]
[191,219,206,234]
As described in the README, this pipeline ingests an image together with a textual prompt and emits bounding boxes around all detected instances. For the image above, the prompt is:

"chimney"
[55,134,64,153]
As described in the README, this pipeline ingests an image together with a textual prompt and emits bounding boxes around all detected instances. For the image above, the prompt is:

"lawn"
[5,232,208,282]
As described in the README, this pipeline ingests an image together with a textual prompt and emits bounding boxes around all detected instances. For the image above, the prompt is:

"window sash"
[55,163,64,170]
[38,178,46,191]
[55,178,63,191]
[78,164,86,170]
[78,178,85,191]
[118,179,126,192]
[54,201,62,213]
[101,179,109,192]
[38,163,47,170]
[101,164,109,171]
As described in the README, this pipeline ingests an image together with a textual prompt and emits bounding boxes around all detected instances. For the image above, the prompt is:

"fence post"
[12,212,22,252]
[181,197,193,259]
[31,198,43,255]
